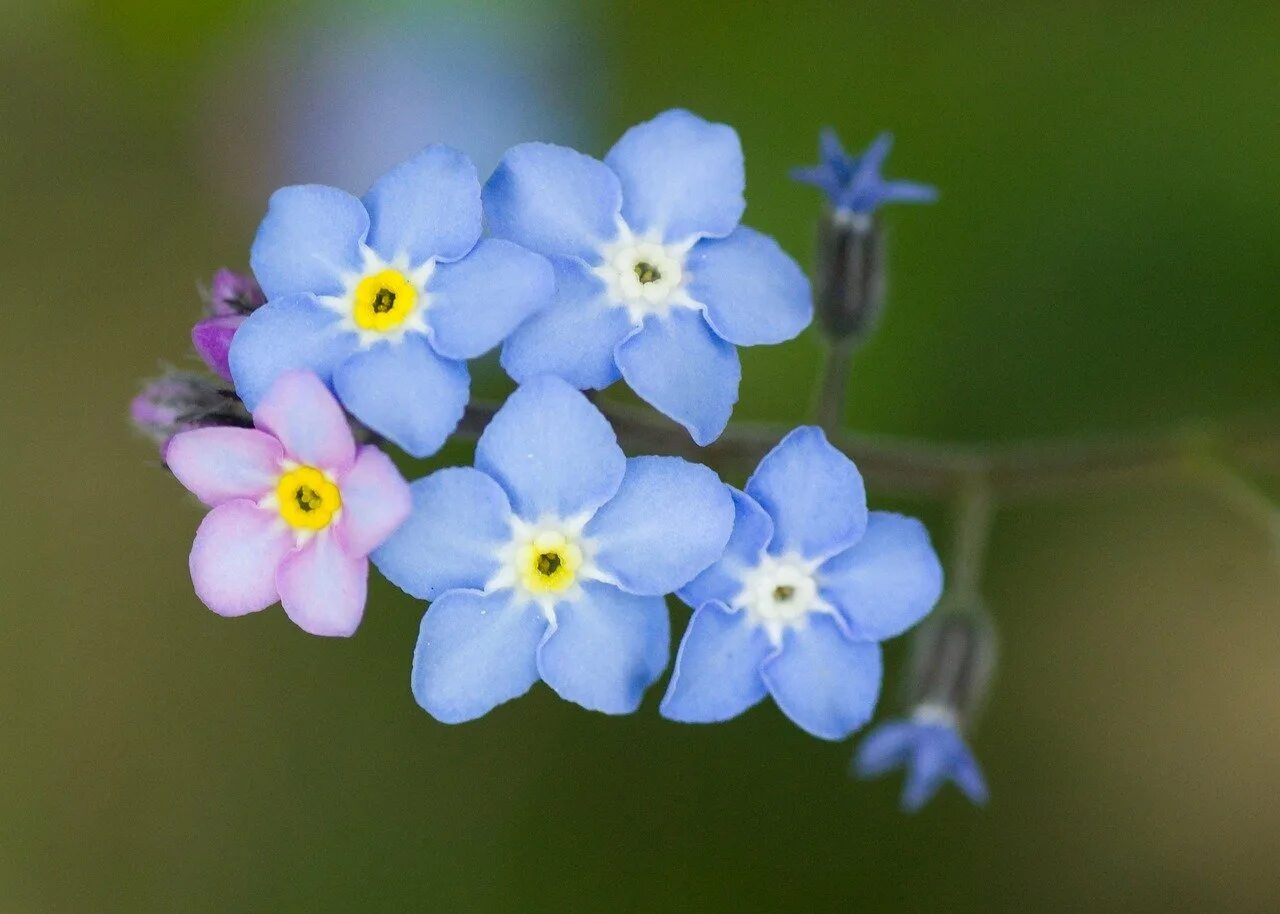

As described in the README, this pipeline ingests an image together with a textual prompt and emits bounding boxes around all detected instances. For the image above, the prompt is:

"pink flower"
[164,371,411,636]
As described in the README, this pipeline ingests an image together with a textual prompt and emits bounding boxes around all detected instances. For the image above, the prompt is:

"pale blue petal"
[615,309,740,446]
[474,376,625,520]
[228,294,355,410]
[425,238,555,361]
[536,582,669,714]
[585,456,733,596]
[333,335,469,458]
[819,512,943,642]
[687,227,812,346]
[250,185,368,299]
[659,601,772,723]
[762,613,882,740]
[411,589,549,724]
[745,426,867,561]
[363,144,482,265]
[604,109,744,242]
[853,721,917,777]
[372,468,513,601]
[500,258,632,389]
[678,488,773,609]
[483,142,621,262]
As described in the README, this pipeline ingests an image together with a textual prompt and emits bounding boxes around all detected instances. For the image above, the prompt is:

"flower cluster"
[135,110,960,806]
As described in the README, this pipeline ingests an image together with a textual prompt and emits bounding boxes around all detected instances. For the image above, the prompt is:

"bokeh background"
[3,0,1279,911]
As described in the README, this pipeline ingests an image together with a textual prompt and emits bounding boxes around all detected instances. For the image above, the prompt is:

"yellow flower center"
[353,268,418,332]
[276,465,342,530]
[517,531,582,594]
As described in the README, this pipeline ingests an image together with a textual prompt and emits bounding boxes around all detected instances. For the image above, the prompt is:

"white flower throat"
[733,552,832,646]
[593,220,697,323]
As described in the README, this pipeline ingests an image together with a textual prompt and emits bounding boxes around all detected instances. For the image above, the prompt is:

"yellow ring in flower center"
[353,268,418,332]
[276,465,342,530]
[518,531,582,594]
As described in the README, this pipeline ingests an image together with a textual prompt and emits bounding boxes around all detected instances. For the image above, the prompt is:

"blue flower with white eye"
[482,109,813,446]
[372,375,735,722]
[660,427,943,740]
[229,146,555,458]
[792,130,938,220]
[853,708,989,812]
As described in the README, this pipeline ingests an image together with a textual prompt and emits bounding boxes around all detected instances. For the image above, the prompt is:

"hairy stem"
[459,401,1279,501]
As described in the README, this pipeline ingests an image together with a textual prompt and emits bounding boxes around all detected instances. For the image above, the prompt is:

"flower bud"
[813,208,885,341]
[193,270,263,380]
[903,606,997,728]
[130,371,251,450]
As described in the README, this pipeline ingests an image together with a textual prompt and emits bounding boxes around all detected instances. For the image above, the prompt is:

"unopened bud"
[193,270,264,379]
[904,606,997,728]
[813,208,885,341]
[130,371,251,450]
[206,269,265,317]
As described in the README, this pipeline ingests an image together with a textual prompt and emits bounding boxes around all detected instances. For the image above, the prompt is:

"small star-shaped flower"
[792,129,938,217]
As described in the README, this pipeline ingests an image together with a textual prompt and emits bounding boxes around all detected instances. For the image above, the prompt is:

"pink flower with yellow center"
[164,371,411,636]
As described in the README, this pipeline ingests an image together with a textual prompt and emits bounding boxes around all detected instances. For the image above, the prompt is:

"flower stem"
[459,402,1278,501]
[812,340,857,435]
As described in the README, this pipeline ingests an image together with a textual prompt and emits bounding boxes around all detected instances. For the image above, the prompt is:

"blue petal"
[333,335,469,458]
[500,258,632,389]
[818,512,943,642]
[615,310,740,446]
[372,468,513,601]
[745,427,867,561]
[536,582,669,714]
[604,109,744,243]
[660,601,772,724]
[250,185,368,299]
[678,488,772,609]
[761,613,882,740]
[901,729,956,813]
[585,456,734,596]
[474,376,625,521]
[948,735,990,807]
[363,145,482,266]
[687,227,813,346]
[853,720,917,778]
[228,294,355,410]
[411,588,549,724]
[483,142,621,262]
[425,238,555,361]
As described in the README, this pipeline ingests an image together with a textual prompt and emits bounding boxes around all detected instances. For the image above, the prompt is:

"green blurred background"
[3,0,1279,910]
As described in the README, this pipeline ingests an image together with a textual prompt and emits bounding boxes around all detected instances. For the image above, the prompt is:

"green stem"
[812,340,857,435]
[949,474,994,601]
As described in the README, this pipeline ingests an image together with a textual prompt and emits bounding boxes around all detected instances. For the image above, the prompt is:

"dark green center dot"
[536,551,563,577]
[773,585,796,602]
[633,261,661,284]
[295,485,322,512]
[372,288,397,314]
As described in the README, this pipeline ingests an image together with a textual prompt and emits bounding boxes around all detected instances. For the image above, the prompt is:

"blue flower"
[853,710,989,812]
[792,130,938,218]
[482,109,813,446]
[660,427,943,740]
[372,375,736,722]
[229,146,555,458]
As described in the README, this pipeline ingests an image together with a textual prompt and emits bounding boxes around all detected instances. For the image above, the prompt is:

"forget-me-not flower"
[482,109,813,446]
[373,375,735,721]
[165,371,411,636]
[661,427,943,739]
[854,706,989,812]
[792,130,938,221]
[229,146,555,457]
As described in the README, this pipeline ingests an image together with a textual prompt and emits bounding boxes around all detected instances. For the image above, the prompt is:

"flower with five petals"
[165,371,411,636]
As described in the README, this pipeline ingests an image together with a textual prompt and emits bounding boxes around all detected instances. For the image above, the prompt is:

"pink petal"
[336,445,412,557]
[166,427,284,506]
[276,533,368,637]
[189,500,293,617]
[252,371,355,473]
